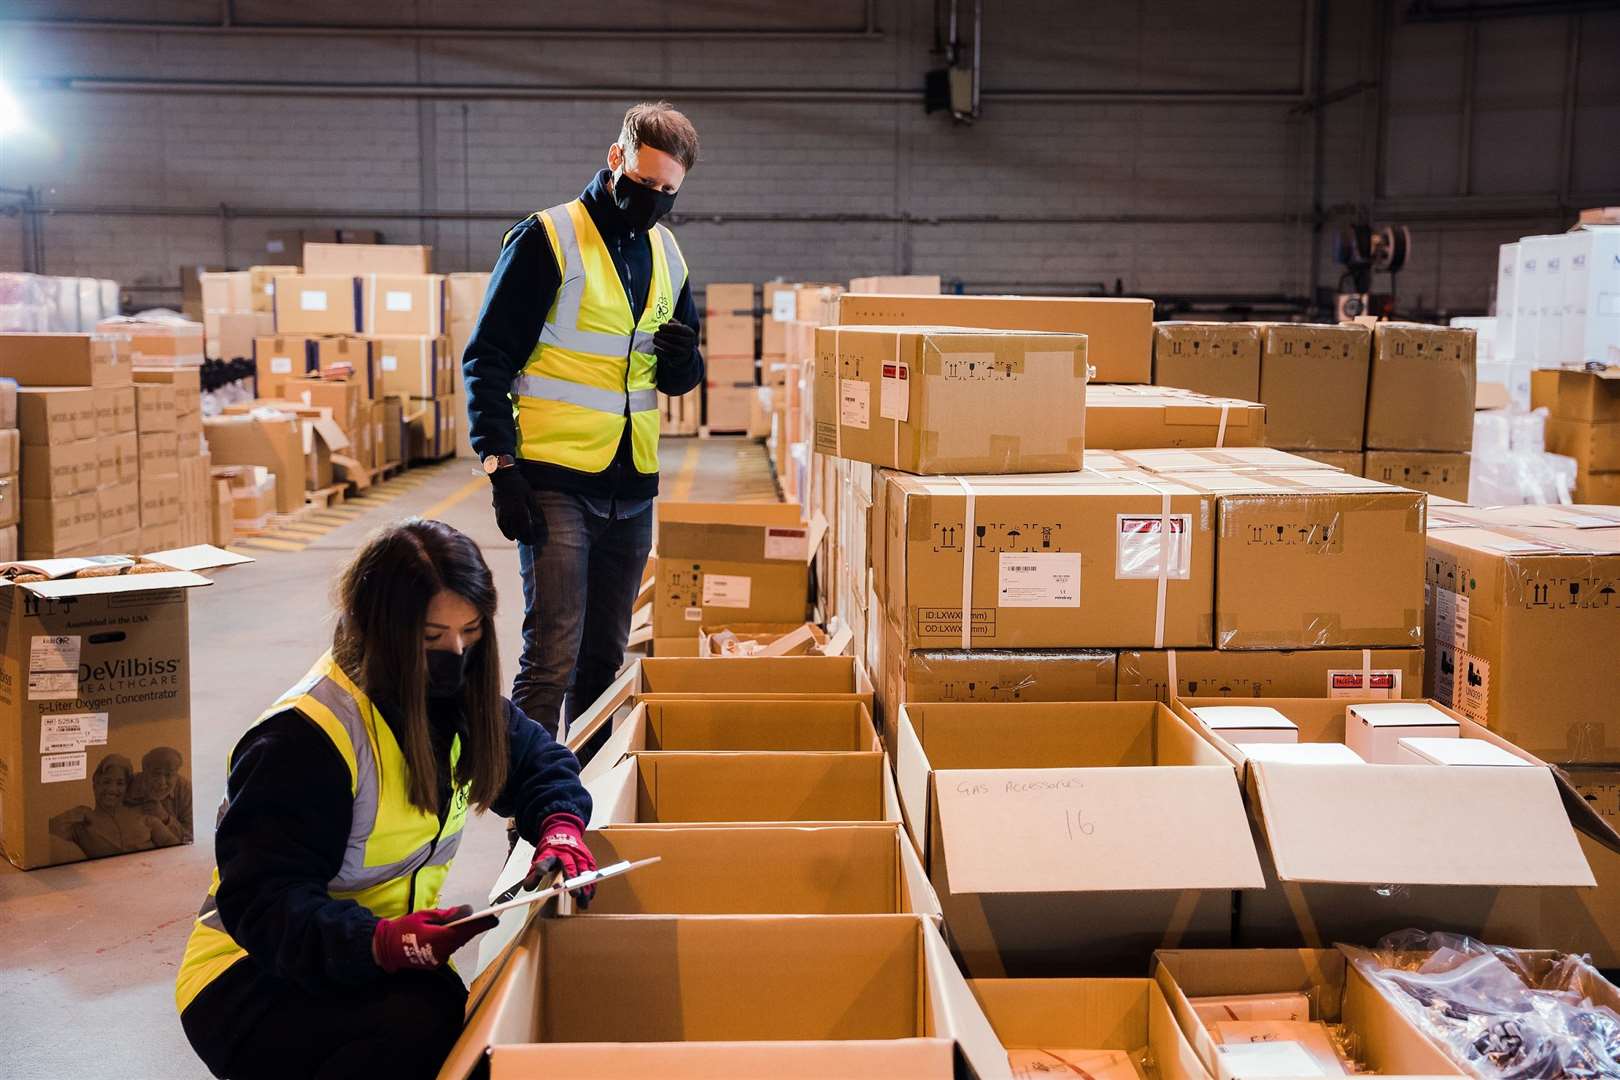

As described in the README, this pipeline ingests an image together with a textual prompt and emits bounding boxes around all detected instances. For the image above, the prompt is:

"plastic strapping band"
[1120,471,1172,650]
[957,476,977,650]
[1166,648,1179,703]
[893,334,903,468]
[833,327,844,457]
[1216,402,1230,448]
[366,273,377,335]
[1362,648,1372,694]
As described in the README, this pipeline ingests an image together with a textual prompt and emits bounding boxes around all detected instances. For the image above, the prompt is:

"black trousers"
[181,958,467,1080]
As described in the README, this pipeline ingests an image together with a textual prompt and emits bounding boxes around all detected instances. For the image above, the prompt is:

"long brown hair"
[332,518,508,815]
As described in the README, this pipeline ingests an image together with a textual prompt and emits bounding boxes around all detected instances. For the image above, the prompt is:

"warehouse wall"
[1,0,1617,318]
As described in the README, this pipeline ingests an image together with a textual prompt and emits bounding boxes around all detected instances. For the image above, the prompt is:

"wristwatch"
[482,453,517,475]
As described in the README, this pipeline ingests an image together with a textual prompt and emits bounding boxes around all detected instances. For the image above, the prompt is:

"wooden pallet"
[305,483,347,509]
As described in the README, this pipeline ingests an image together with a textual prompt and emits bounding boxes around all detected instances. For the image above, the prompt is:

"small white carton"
[1190,706,1299,746]
[1241,743,1364,766]
[1397,737,1535,768]
[1345,701,1458,765]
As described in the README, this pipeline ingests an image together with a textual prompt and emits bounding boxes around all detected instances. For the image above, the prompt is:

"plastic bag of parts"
[1344,929,1620,1078]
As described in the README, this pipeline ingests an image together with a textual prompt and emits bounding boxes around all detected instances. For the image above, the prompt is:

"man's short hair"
[619,102,699,172]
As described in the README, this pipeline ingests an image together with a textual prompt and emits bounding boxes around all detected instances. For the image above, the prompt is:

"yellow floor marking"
[421,476,489,520]
[667,442,700,501]
[232,537,308,552]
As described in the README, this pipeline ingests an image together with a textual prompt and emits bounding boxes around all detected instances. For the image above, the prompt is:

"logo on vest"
[654,295,672,321]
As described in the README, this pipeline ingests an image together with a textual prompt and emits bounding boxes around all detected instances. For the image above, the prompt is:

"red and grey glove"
[372,906,496,974]
[522,812,597,907]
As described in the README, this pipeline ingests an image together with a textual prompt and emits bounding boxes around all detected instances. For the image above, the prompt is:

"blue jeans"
[514,491,653,750]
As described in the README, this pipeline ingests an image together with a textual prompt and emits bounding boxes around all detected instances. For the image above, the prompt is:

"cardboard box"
[228,467,277,527]
[1290,449,1364,472]
[1153,322,1262,404]
[705,315,756,360]
[873,470,1216,650]
[969,978,1213,1080]
[0,377,16,428]
[836,293,1153,384]
[361,274,445,337]
[813,326,1088,474]
[0,333,132,388]
[18,388,97,446]
[1084,385,1264,450]
[441,914,1000,1080]
[652,502,823,641]
[1364,323,1477,451]
[1544,416,1620,472]
[0,475,16,530]
[203,413,304,515]
[265,227,380,261]
[199,270,251,315]
[1115,647,1423,702]
[97,481,141,540]
[272,275,362,335]
[139,472,181,526]
[101,431,140,488]
[1397,736,1534,767]
[138,431,179,481]
[0,429,17,476]
[1574,466,1620,504]
[849,275,941,294]
[1105,447,1340,474]
[382,395,404,463]
[21,438,99,498]
[704,282,754,319]
[312,335,379,399]
[375,335,451,399]
[1154,949,1468,1078]
[581,698,881,784]
[253,335,316,399]
[405,396,456,461]
[0,525,14,562]
[135,384,178,433]
[895,700,1262,975]
[1256,322,1371,450]
[0,547,250,869]
[1344,700,1458,763]
[94,318,205,367]
[20,493,100,556]
[1541,767,1620,967]
[586,751,901,827]
[285,377,363,437]
[210,479,234,547]
[248,265,298,314]
[304,242,431,276]
[93,386,136,437]
[882,640,1117,709]
[1362,450,1470,501]
[703,380,753,433]
[1424,505,1620,762]
[1174,695,1606,947]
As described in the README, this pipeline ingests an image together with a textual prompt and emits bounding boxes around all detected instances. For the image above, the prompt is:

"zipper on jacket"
[406,791,455,913]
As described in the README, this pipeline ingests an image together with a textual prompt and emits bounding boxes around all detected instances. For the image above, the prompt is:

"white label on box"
[263,282,275,295]
[1433,587,1468,650]
[270,356,293,374]
[28,635,81,701]
[1327,669,1402,699]
[683,606,703,622]
[40,712,109,754]
[998,553,1081,607]
[381,353,399,372]
[1115,514,1192,580]
[701,574,752,608]
[879,361,910,421]
[385,290,413,312]
[764,526,809,561]
[41,752,87,784]
[299,289,329,312]
[771,293,796,322]
[839,378,871,429]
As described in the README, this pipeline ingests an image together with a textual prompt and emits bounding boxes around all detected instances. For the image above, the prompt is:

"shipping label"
[839,379,871,430]
[384,290,413,312]
[41,752,87,784]
[683,606,702,623]
[997,553,1081,608]
[270,356,293,374]
[381,354,399,371]
[1327,670,1402,699]
[701,574,752,609]
[1115,514,1192,580]
[28,635,82,702]
[40,713,109,755]
[879,361,910,422]
[299,289,329,312]
[1432,586,1469,650]
[764,526,809,561]
[771,292,796,323]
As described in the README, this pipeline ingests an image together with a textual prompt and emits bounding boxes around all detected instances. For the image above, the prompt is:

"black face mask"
[612,170,677,232]
[425,649,471,700]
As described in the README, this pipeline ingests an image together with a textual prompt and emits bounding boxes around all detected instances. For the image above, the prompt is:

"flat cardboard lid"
[486,1040,956,1079]
[1192,706,1298,732]
[1347,702,1460,729]
[1249,762,1596,886]
[17,568,216,597]
[934,765,1263,894]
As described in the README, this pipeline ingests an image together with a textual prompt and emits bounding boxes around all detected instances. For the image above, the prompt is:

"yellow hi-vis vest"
[174,652,472,1014]
[512,199,687,475]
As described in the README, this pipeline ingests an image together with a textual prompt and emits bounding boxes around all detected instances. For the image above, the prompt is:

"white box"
[1514,236,1550,365]
[1191,992,1311,1027]
[1345,701,1459,764]
[1215,1040,1333,1078]
[1538,235,1570,365]
[1212,1020,1349,1076]
[1562,230,1593,366]
[1397,736,1535,768]
[1577,225,1620,366]
[1241,743,1365,765]
[1495,242,1518,360]
[1190,705,1300,745]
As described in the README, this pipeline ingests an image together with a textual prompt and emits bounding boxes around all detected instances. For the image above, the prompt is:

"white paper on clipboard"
[445,857,660,927]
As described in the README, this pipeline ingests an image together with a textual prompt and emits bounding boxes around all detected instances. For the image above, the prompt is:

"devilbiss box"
[0,545,252,870]
[812,325,1088,474]
[1423,503,1620,762]
[894,700,1262,976]
[652,502,825,642]
[1256,322,1372,450]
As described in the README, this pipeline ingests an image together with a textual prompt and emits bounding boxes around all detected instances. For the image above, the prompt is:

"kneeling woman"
[176,519,598,1080]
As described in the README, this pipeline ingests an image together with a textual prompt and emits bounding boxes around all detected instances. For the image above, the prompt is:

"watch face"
[484,456,501,474]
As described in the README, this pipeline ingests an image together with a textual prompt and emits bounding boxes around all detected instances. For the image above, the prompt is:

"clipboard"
[444,857,660,927]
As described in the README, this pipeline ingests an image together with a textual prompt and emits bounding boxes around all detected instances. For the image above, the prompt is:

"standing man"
[464,102,703,752]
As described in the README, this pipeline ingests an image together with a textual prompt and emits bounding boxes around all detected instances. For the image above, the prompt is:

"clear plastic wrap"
[1344,930,1620,1079]
[0,272,50,331]
[1470,408,1577,505]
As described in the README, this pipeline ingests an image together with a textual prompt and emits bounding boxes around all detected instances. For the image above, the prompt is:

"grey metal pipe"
[0,16,882,41]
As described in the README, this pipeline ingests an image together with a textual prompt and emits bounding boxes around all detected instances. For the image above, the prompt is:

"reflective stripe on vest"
[512,199,687,475]
[174,653,471,1014]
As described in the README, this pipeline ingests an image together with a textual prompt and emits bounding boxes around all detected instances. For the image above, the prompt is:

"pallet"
[305,484,347,509]
[235,501,318,538]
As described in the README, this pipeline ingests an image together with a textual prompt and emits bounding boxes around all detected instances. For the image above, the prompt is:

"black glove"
[652,320,697,364]
[489,465,538,545]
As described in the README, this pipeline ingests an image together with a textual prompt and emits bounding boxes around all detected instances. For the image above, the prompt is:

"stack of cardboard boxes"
[1498,225,1619,372]
[701,283,756,434]
[199,268,282,360]
[138,368,212,548]
[0,379,16,561]
[446,271,489,457]
[1533,367,1620,503]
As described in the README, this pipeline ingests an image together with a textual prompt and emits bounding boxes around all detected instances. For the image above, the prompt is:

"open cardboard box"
[587,750,903,828]
[439,914,1009,1080]
[697,620,838,657]
[563,654,874,754]
[1172,696,1620,948]
[579,698,880,784]
[895,701,1263,975]
[1153,947,1466,1078]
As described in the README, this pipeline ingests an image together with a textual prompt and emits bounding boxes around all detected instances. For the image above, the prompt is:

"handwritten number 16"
[1065,809,1095,839]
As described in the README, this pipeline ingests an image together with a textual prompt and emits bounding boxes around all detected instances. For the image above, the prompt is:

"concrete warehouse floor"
[0,436,778,1078]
